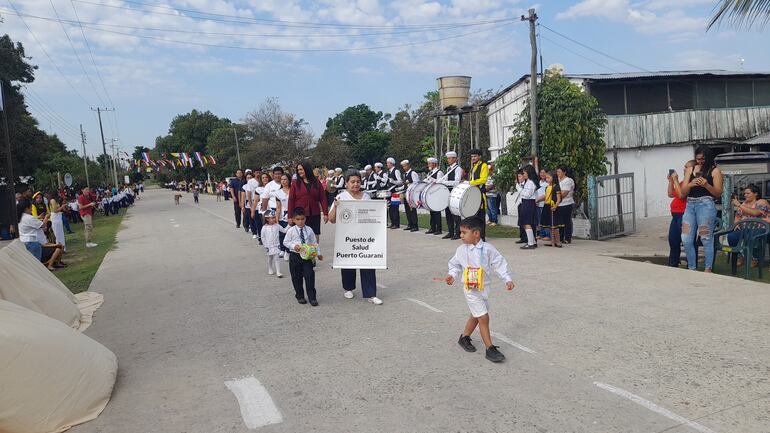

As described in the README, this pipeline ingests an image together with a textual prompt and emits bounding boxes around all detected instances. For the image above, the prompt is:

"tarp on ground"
[0,240,103,331]
[0,300,118,433]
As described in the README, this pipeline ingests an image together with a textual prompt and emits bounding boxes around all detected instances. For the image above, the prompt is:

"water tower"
[434,76,481,163]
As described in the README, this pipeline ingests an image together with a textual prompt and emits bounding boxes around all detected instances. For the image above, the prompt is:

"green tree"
[320,104,390,167]
[709,0,770,30]
[310,134,355,169]
[501,71,608,202]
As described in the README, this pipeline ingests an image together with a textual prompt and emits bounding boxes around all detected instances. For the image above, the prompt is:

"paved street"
[73,189,770,433]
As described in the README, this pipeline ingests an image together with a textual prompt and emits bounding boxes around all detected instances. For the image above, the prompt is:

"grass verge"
[621,254,770,283]
[55,209,127,294]
[399,212,519,238]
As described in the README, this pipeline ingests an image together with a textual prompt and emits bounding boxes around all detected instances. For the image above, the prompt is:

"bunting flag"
[142,152,151,163]
[195,151,206,166]
[207,155,217,165]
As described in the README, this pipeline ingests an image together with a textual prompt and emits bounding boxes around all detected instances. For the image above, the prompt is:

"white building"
[485,70,770,218]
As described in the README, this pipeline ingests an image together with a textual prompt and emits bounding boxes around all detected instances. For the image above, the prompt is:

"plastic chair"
[714,218,770,279]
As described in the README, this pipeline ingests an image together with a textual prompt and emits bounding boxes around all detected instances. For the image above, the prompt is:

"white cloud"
[675,49,744,70]
[556,0,709,35]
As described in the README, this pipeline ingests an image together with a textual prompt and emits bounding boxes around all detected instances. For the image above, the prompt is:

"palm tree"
[708,0,770,30]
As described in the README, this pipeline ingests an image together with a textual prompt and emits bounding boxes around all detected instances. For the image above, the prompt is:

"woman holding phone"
[667,161,694,267]
[679,146,723,272]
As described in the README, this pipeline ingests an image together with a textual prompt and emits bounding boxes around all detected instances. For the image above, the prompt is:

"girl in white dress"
[260,210,283,277]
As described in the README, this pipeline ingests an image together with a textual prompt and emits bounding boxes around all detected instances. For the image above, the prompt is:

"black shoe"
[458,335,476,352]
[387,224,396,229]
[485,345,505,363]
[425,229,435,234]
[451,235,460,240]
[515,239,527,244]
[410,227,419,232]
[565,238,572,244]
[520,244,537,250]
[433,231,443,235]
[403,226,412,230]
[297,298,307,304]
[309,300,318,306]
[236,225,241,229]
[442,233,453,239]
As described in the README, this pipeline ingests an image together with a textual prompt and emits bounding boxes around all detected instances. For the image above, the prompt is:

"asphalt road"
[72,189,769,433]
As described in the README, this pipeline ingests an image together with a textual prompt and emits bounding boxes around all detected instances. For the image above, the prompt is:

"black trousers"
[560,204,574,242]
[388,202,400,227]
[341,268,377,298]
[233,200,242,227]
[475,207,486,241]
[404,202,418,228]
[445,208,460,236]
[289,253,316,301]
[430,211,442,232]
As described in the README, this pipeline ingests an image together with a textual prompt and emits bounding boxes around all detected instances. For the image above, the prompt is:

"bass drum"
[448,183,482,218]
[420,182,450,212]
[406,182,429,209]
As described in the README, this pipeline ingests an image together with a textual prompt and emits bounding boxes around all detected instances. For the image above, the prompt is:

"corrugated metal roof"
[743,131,770,145]
[566,70,770,80]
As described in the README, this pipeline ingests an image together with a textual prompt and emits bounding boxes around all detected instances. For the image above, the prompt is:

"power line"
[21,85,81,134]
[0,8,503,38]
[73,0,513,30]
[538,23,651,73]
[48,0,108,107]
[51,20,517,53]
[22,98,81,140]
[70,0,114,108]
[5,0,94,108]
[540,35,622,73]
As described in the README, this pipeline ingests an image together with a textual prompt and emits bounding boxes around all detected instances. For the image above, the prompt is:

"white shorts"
[464,290,489,318]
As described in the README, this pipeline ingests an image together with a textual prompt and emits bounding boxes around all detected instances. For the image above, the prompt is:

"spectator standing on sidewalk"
[78,186,98,248]
[485,164,500,226]
[556,167,575,244]
[667,161,693,267]
[229,169,246,229]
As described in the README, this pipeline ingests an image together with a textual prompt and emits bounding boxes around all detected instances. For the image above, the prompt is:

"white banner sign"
[333,200,388,269]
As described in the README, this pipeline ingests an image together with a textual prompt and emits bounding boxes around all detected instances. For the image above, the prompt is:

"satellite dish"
[64,173,73,187]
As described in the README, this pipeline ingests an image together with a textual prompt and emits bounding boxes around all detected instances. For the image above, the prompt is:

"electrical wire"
[538,23,651,73]
[21,85,81,134]
[540,35,623,73]
[0,8,503,39]
[70,0,114,107]
[22,97,81,140]
[5,0,94,108]
[60,20,517,52]
[49,0,108,107]
[73,0,513,30]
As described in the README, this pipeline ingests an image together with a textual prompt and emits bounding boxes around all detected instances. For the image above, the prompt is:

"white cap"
[328,169,334,175]
[445,151,457,158]
[374,162,383,168]
[364,164,372,170]
[400,159,409,165]
[427,157,438,164]
[335,167,342,173]
[360,170,366,176]
[386,157,396,164]
[245,168,253,173]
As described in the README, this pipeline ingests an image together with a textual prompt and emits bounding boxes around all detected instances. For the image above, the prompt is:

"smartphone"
[668,169,676,177]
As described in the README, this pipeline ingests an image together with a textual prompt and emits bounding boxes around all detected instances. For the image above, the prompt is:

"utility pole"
[1,80,16,233]
[79,125,90,187]
[232,124,242,169]
[107,139,120,186]
[91,107,115,184]
[522,8,539,169]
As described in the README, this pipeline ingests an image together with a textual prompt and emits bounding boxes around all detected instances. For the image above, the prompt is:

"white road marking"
[405,298,443,313]
[593,382,716,433]
[172,224,180,228]
[377,283,388,289]
[188,203,234,225]
[490,331,537,354]
[225,377,283,429]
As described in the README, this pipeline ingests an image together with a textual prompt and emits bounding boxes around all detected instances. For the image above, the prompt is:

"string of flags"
[125,152,217,172]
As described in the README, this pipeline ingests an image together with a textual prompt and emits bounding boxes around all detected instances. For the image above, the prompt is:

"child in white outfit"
[447,216,514,363]
[261,211,283,277]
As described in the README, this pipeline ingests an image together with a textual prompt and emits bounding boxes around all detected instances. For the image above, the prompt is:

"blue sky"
[1,0,768,159]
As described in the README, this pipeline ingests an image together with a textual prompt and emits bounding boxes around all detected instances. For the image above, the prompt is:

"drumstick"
[432,277,450,281]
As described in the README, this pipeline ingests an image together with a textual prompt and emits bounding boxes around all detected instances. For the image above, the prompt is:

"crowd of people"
[11,183,140,271]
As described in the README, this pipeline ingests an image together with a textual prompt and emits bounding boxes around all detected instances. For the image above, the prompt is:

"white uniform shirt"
[427,168,444,183]
[260,223,282,255]
[559,177,575,206]
[263,180,281,210]
[519,179,537,200]
[405,169,420,185]
[448,240,512,293]
[19,213,44,243]
[536,180,548,208]
[283,224,321,255]
[441,164,463,188]
[387,167,404,191]
[273,188,289,223]
[331,190,371,213]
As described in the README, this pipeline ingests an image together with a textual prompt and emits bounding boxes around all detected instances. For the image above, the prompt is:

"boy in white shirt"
[283,208,323,306]
[447,216,514,363]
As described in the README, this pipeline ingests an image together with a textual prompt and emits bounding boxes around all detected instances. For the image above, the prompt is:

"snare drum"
[448,182,482,217]
[374,190,392,199]
[406,182,429,209]
[419,182,450,212]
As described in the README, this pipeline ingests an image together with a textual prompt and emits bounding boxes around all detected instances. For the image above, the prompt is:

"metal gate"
[587,173,636,240]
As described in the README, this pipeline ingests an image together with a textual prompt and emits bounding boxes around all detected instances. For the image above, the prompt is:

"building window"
[697,80,727,109]
[727,81,754,107]
[626,82,669,114]
[589,83,625,115]
[755,80,770,106]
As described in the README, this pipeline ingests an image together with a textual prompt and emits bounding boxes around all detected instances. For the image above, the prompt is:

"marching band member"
[468,149,489,241]
[363,165,376,194]
[386,157,404,229]
[441,151,462,240]
[425,157,444,236]
[401,160,420,232]
[325,169,336,207]
[333,167,345,196]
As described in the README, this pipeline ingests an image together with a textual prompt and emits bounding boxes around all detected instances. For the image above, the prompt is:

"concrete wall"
[611,145,695,218]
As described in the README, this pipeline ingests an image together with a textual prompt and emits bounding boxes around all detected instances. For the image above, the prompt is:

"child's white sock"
[274,257,282,277]
[525,228,535,245]
[267,255,275,275]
